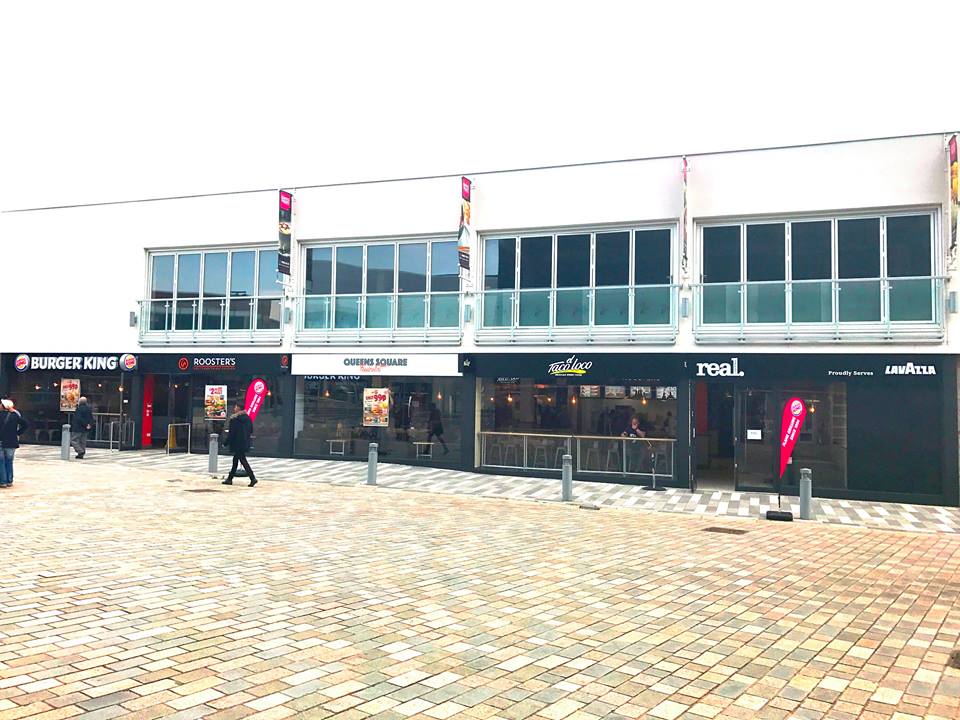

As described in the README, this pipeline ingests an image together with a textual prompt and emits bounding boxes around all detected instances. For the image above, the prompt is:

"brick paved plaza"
[1,458,959,720]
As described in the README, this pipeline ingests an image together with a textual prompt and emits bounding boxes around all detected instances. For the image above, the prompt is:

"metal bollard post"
[367,443,378,486]
[208,433,219,474]
[561,453,573,502]
[61,424,71,461]
[799,468,812,520]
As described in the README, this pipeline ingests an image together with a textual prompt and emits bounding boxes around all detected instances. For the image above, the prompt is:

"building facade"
[2,133,958,505]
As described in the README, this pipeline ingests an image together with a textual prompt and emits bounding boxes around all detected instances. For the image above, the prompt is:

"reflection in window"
[887,215,933,321]
[791,221,832,323]
[838,218,880,321]
[745,224,785,323]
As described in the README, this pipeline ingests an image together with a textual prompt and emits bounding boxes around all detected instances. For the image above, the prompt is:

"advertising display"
[204,384,227,420]
[278,190,293,275]
[457,176,472,276]
[244,378,268,422]
[59,379,80,412]
[950,134,958,263]
[778,397,808,478]
[362,387,390,427]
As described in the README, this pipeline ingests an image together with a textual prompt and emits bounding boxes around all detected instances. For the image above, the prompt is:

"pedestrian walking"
[427,403,449,454]
[71,396,94,459]
[0,399,29,488]
[222,402,257,487]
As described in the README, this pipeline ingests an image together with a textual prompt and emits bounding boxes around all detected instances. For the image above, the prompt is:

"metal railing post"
[799,468,812,520]
[367,443,378,485]
[61,424,71,461]
[208,433,219,474]
[561,454,573,502]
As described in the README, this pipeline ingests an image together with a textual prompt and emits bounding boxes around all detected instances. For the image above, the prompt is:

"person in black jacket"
[0,399,29,487]
[222,402,257,487]
[71,396,94,459]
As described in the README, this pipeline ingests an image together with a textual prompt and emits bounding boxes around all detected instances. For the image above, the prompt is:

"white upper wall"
[690,134,946,219]
[0,133,953,355]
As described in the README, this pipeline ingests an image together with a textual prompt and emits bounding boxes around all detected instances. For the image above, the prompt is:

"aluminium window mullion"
[880,216,889,324]
[514,237,521,328]
[393,243,399,330]
[551,234,558,328]
[629,230,636,326]
[831,218,839,326]
[785,223,792,327]
[740,223,747,326]
[589,232,597,327]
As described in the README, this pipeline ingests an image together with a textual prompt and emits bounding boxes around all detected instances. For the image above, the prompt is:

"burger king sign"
[12,353,139,372]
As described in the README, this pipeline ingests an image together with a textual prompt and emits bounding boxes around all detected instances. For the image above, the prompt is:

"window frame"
[297,235,463,337]
[478,223,677,332]
[144,244,282,335]
[695,209,941,337]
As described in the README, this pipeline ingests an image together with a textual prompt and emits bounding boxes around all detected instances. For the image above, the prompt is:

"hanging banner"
[204,384,228,420]
[778,397,808,478]
[458,177,472,277]
[949,134,958,265]
[244,378,268,422]
[680,156,689,280]
[362,387,390,427]
[59,378,80,412]
[278,190,293,275]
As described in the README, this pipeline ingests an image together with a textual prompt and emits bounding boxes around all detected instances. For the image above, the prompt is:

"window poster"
[204,384,228,420]
[60,379,80,412]
[363,387,390,427]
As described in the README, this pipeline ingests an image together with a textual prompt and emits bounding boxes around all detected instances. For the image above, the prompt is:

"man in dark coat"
[0,399,29,487]
[222,402,257,487]
[71,396,94,459]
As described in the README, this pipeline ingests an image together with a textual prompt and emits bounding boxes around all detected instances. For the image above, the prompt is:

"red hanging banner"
[244,378,268,423]
[779,397,807,478]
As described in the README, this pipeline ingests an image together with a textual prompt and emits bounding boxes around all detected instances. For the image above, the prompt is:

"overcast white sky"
[1,1,957,211]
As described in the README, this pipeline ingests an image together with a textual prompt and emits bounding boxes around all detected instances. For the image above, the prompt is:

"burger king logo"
[14,354,29,372]
[120,353,138,371]
[178,357,189,371]
[790,399,804,417]
[253,380,265,394]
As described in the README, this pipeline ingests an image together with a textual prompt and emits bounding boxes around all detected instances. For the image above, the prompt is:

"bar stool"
[553,445,567,469]
[531,440,548,468]
[584,441,600,471]
[486,440,503,465]
[605,444,620,472]
[503,441,520,467]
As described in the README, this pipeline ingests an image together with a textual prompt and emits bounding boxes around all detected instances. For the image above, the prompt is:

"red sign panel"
[141,374,155,447]
[779,397,807,478]
[244,378,268,423]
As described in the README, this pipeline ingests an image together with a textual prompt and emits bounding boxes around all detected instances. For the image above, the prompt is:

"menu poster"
[60,378,80,412]
[579,385,601,398]
[204,384,227,420]
[458,176,472,277]
[604,385,626,399]
[362,388,390,427]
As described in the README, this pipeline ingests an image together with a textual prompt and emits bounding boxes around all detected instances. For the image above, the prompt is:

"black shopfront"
[465,352,959,506]
[2,352,140,448]
[135,353,293,456]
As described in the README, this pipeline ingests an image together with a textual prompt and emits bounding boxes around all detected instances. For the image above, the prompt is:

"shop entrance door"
[691,381,736,491]
[148,374,192,449]
[734,387,778,491]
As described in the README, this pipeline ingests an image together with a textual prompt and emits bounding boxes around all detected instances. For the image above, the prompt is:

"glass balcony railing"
[138,296,283,345]
[693,276,945,342]
[293,292,463,344]
[477,284,678,342]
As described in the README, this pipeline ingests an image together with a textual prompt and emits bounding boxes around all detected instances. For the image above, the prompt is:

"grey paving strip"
[17,445,960,534]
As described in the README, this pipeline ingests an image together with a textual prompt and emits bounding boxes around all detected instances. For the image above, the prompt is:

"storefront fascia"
[136,353,292,455]
[2,352,141,448]
[291,353,471,468]
[464,351,959,506]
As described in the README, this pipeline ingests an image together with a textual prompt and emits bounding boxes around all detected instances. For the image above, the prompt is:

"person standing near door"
[222,402,257,487]
[71,397,94,459]
[0,399,29,487]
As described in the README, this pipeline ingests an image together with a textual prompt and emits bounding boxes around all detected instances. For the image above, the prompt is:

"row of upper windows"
[142,210,940,338]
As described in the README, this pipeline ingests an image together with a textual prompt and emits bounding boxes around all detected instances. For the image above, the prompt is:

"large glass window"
[299,239,460,333]
[791,221,832,323]
[294,376,464,466]
[700,212,937,330]
[483,238,516,327]
[480,226,674,331]
[146,248,280,333]
[702,225,741,324]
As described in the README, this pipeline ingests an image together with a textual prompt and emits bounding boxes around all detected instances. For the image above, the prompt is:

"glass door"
[735,387,779,490]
